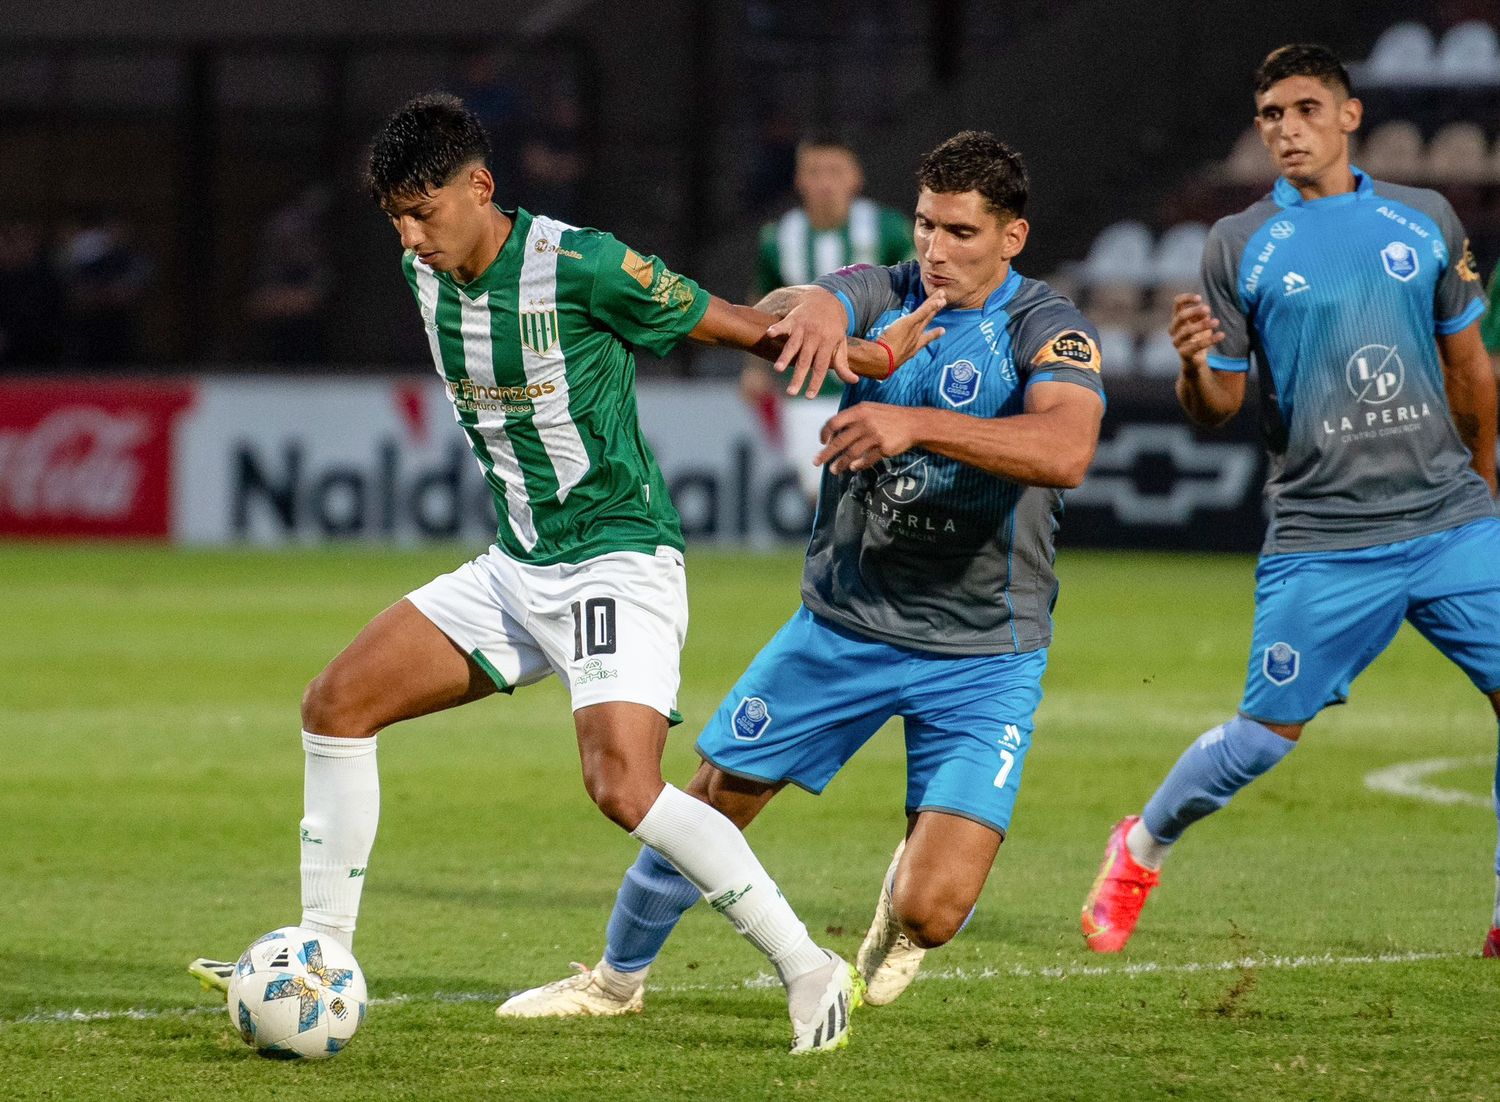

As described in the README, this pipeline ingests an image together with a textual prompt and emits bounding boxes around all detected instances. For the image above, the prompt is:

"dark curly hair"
[366,92,492,206]
[916,130,1028,220]
[1254,44,1351,98]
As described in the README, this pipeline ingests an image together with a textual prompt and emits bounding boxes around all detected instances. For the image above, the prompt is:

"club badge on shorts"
[731,696,772,741]
[1263,641,1300,686]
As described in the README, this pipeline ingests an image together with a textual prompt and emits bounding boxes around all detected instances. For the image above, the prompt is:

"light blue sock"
[1141,715,1296,844]
[602,846,702,973]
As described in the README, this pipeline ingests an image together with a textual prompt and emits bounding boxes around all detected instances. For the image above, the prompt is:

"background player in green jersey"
[190,93,941,1055]
[743,137,914,499]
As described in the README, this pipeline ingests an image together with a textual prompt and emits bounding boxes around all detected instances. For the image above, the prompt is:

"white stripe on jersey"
[776,208,810,285]
[520,217,591,505]
[848,198,878,266]
[460,291,539,552]
[414,263,444,376]
[813,230,843,285]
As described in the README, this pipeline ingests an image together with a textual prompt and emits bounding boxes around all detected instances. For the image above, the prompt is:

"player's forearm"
[692,296,893,379]
[1443,346,1498,494]
[909,406,1098,488]
[1175,359,1242,427]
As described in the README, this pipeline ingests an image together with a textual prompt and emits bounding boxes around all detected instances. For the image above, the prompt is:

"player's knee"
[894,887,969,949]
[582,771,658,832]
[301,666,372,739]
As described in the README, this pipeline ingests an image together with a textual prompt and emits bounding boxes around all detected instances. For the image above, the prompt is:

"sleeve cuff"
[1435,297,1486,336]
[1026,371,1107,411]
[1205,352,1250,373]
[833,290,858,337]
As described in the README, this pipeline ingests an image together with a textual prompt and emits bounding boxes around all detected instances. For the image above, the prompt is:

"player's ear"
[468,165,496,205]
[1340,96,1362,135]
[1001,216,1029,260]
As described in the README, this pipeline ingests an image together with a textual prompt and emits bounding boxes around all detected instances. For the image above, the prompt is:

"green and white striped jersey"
[755,198,913,297]
[403,207,709,565]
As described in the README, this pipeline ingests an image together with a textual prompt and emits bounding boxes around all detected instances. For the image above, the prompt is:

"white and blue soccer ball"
[226,926,367,1060]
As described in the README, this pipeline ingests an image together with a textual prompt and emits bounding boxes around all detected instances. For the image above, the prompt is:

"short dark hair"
[916,130,1028,220]
[366,92,492,205]
[1254,44,1352,98]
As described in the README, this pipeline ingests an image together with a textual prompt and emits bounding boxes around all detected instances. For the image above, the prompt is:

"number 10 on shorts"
[572,598,617,660]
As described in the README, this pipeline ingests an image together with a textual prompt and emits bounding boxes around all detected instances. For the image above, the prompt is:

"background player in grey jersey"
[500,131,1105,1018]
[742,137,914,500]
[1081,45,1500,956]
[188,93,942,1054]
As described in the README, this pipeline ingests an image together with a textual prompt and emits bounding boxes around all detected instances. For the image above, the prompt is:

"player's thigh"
[511,547,690,723]
[1238,546,1408,725]
[305,598,499,737]
[695,607,901,793]
[900,648,1047,837]
[1406,519,1500,697]
[896,810,1003,938]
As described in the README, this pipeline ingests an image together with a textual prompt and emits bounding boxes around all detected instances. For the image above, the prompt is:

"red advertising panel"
[0,380,196,538]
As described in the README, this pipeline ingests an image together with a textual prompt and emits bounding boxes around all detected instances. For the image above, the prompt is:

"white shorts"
[782,396,840,500]
[406,544,688,721]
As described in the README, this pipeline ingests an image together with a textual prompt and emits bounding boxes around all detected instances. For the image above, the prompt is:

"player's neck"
[805,204,851,232]
[453,206,513,284]
[1289,160,1356,203]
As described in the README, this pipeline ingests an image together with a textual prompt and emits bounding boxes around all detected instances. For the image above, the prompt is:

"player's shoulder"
[1007,275,1090,330]
[1207,194,1282,253]
[1364,177,1459,227]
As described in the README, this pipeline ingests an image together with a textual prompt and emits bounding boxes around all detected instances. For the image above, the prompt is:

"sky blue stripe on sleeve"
[1435,297,1485,336]
[1206,352,1250,372]
[834,290,858,336]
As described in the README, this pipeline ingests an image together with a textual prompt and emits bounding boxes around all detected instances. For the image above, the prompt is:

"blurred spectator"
[458,48,524,201]
[57,214,151,364]
[243,186,331,363]
[0,220,63,368]
[519,86,585,220]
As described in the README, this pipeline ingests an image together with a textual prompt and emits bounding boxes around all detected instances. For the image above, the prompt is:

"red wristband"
[875,339,896,380]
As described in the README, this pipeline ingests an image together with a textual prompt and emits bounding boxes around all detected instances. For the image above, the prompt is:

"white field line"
[1363,755,1491,809]
[0,949,1468,1028]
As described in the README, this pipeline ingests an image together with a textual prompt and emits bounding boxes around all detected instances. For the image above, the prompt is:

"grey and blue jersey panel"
[802,262,1103,657]
[1198,168,1493,556]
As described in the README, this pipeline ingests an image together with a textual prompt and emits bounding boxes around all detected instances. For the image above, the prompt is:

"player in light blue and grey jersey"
[1082,44,1500,955]
[500,132,1106,1018]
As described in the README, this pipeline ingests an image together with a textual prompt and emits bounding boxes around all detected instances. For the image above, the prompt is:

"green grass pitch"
[2,543,1498,1100]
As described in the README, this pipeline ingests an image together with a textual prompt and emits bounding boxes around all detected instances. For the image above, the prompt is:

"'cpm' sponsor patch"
[1457,238,1481,282]
[1033,330,1101,373]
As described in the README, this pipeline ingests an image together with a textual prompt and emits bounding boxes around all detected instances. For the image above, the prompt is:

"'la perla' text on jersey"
[806,262,1105,656]
[404,207,710,565]
[1201,168,1492,555]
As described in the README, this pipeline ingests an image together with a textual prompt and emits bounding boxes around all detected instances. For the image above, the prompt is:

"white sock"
[630,784,828,987]
[1126,818,1173,871]
[299,731,378,950]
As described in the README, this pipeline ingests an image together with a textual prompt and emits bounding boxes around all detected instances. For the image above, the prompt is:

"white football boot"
[855,841,927,1006]
[788,952,863,1054]
[495,960,645,1018]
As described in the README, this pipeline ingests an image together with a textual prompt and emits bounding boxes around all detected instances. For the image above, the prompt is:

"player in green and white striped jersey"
[186,94,943,1055]
[745,138,914,498]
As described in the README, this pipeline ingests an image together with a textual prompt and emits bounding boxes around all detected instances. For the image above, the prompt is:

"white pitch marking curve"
[1363,754,1491,809]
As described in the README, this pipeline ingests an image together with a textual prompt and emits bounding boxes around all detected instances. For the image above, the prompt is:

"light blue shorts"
[1240,517,1500,724]
[695,606,1048,834]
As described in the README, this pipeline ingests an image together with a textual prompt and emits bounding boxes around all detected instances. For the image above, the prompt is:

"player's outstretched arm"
[814,381,1103,488]
[1437,321,1499,495]
[688,292,944,397]
[1170,293,1245,427]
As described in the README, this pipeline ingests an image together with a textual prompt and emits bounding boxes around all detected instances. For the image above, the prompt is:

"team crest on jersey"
[939,360,982,407]
[1379,241,1419,282]
[1262,642,1299,686]
[731,697,772,742]
[520,309,560,354]
[1033,330,1101,373]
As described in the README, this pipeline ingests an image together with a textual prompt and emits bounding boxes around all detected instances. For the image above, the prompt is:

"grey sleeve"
[814,263,905,337]
[1200,219,1252,371]
[1015,301,1105,401]
[1427,193,1486,334]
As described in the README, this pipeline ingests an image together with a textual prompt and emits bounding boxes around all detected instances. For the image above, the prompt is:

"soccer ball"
[226,926,367,1060]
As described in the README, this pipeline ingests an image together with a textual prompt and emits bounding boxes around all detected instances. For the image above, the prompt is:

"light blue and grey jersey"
[805,261,1105,656]
[1201,168,1492,555]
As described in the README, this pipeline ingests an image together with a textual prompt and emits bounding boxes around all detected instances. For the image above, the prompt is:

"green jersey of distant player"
[1482,266,1500,354]
[403,207,709,565]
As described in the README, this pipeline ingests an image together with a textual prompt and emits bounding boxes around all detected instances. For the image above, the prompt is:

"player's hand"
[814,402,919,475]
[1169,293,1225,370]
[868,291,946,374]
[767,290,852,398]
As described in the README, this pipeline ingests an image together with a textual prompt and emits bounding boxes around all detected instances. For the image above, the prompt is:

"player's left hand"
[767,290,854,398]
[815,403,918,474]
